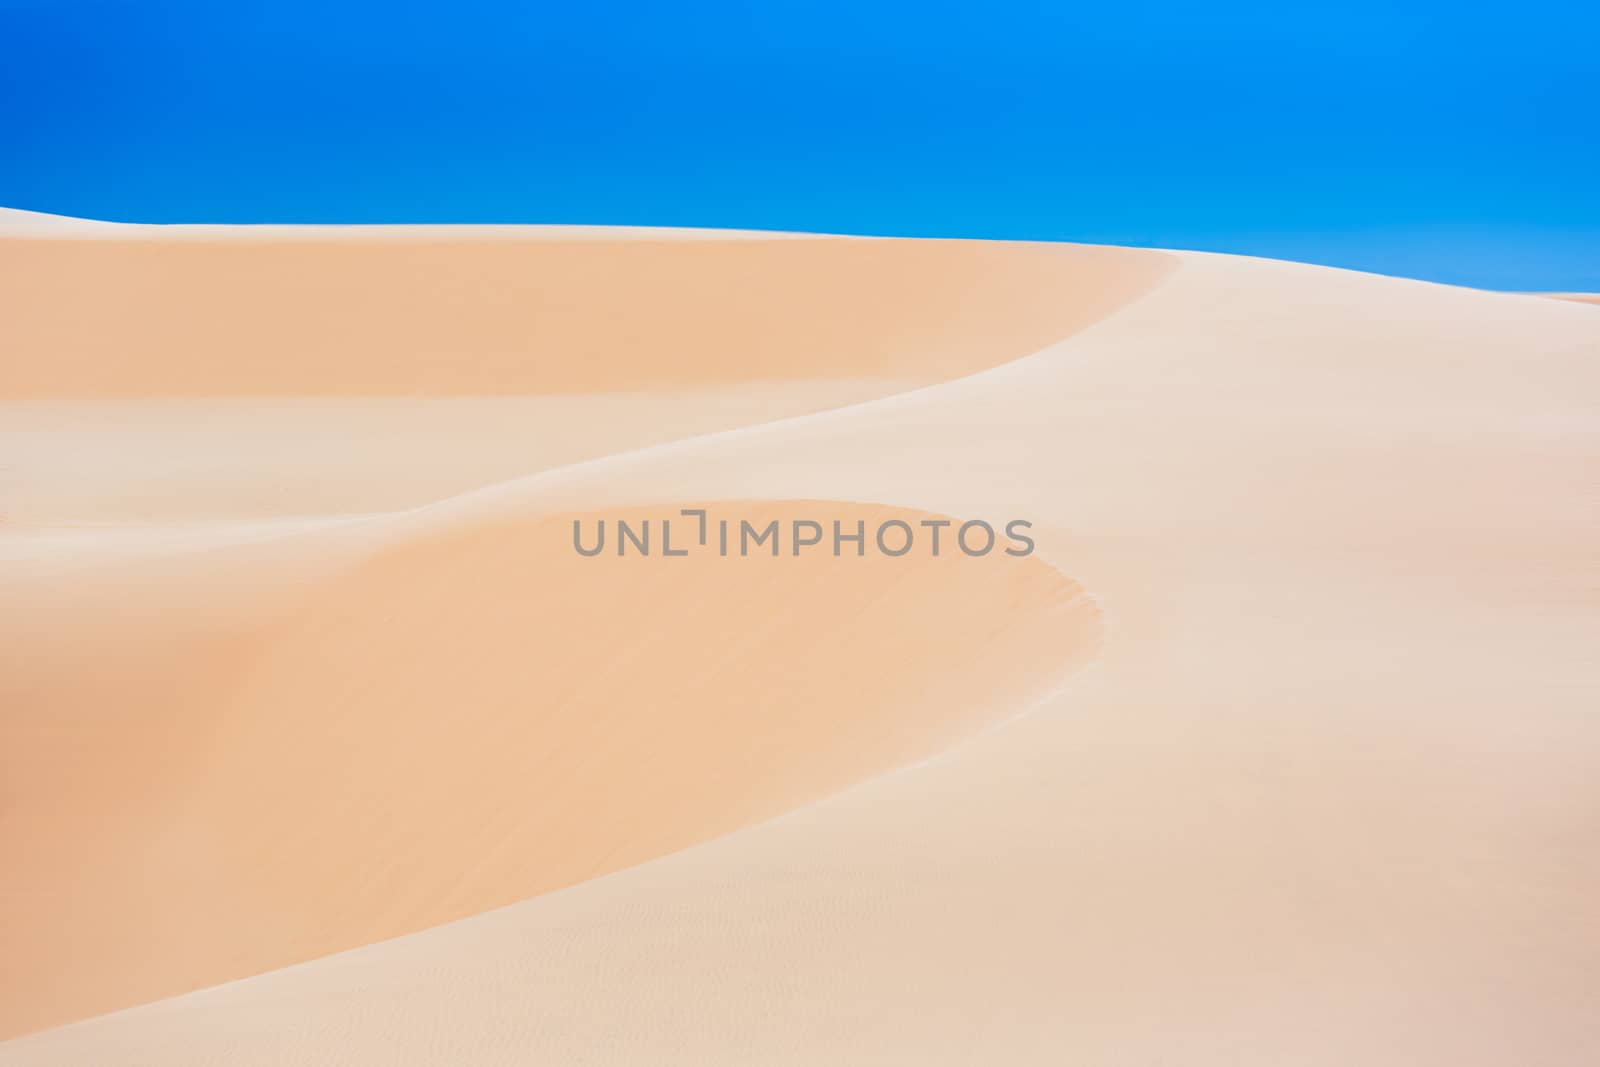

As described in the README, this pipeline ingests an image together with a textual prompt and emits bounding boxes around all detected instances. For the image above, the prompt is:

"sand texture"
[2,211,1597,1063]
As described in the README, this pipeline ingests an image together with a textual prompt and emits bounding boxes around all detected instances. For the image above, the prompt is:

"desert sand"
[1,209,1597,1064]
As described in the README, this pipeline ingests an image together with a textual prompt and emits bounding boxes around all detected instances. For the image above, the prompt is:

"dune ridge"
[3,218,1598,1064]
[0,231,1165,397]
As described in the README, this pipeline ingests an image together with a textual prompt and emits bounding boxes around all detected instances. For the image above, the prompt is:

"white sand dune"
[1,218,1597,1064]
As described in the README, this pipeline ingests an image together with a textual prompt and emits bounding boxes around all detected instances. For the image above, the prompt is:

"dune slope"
[0,228,1167,522]
[2,222,1598,1064]
[3,501,1097,1036]
[0,229,1163,396]
[1,222,1158,1038]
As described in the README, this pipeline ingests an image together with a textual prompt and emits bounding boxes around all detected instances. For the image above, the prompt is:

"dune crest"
[0,230,1167,397]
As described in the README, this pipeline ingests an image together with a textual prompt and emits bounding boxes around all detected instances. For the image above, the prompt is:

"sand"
[1,211,1597,1063]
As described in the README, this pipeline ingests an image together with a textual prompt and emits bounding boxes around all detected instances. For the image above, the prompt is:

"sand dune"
[1,223,1150,1036]
[3,499,1096,1035]
[2,218,1597,1063]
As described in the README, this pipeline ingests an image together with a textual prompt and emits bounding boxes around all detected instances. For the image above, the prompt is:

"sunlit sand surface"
[2,210,1596,1063]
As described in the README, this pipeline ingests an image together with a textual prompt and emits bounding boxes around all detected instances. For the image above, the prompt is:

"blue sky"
[2,0,1596,288]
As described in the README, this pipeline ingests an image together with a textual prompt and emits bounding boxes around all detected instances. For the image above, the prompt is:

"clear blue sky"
[3,0,1596,288]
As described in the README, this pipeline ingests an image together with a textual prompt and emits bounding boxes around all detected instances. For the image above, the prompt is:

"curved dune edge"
[0,221,1175,523]
[0,225,1171,398]
[0,500,1100,1038]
